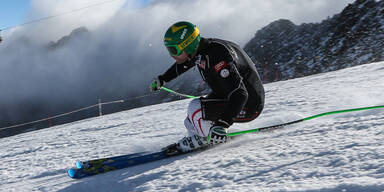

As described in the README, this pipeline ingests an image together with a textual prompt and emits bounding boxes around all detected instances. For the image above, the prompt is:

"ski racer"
[150,21,265,152]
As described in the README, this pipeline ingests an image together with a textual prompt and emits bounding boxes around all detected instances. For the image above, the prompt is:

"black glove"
[150,76,165,92]
[208,119,230,145]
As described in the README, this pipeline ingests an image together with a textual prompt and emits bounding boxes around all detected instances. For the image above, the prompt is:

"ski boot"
[163,135,208,155]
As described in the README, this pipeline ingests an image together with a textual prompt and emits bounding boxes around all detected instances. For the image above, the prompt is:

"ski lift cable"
[0,0,123,32]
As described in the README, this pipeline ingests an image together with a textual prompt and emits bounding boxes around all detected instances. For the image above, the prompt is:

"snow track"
[1,62,384,191]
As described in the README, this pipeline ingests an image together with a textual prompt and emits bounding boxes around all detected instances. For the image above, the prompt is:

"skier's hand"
[150,77,165,92]
[208,119,229,145]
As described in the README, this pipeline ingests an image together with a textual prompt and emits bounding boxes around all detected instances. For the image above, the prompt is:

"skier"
[150,21,265,152]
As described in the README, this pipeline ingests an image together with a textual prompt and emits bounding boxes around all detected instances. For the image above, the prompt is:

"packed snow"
[1,61,384,192]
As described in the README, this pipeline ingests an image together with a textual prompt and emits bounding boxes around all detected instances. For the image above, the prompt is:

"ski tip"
[67,168,76,178]
[76,161,83,169]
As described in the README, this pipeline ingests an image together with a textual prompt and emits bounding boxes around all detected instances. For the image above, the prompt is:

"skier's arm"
[159,61,193,83]
[151,61,193,91]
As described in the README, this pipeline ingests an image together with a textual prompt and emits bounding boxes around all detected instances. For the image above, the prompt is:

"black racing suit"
[159,38,265,127]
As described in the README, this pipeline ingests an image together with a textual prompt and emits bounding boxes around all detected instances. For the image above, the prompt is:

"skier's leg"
[233,98,263,123]
[177,98,212,152]
[183,118,197,136]
[186,98,213,137]
[195,98,230,145]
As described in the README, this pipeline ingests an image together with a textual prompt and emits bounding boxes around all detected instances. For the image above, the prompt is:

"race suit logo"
[195,55,206,70]
[220,69,230,78]
[214,61,227,72]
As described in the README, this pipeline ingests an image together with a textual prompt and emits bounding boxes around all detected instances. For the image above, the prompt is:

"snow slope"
[1,61,384,192]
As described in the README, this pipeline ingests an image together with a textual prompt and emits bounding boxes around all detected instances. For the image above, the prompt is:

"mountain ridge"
[244,0,384,83]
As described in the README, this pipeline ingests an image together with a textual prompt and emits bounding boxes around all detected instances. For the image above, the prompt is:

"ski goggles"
[166,44,183,56]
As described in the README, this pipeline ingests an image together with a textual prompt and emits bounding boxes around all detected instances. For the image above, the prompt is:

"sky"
[0,0,354,42]
[0,0,150,31]
[0,0,355,125]
[0,0,31,30]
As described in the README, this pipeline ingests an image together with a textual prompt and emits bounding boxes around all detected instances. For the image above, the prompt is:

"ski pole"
[159,87,384,137]
[227,105,384,137]
[160,87,198,99]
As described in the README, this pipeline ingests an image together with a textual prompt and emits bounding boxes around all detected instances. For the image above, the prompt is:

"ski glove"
[150,76,165,92]
[208,119,229,145]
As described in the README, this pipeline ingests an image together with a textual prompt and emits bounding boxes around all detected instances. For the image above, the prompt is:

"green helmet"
[164,21,201,56]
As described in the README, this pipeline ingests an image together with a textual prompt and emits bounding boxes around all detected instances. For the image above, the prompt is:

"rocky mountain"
[46,27,91,49]
[244,0,384,83]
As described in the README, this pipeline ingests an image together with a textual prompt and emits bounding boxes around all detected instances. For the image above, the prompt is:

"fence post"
[98,99,102,116]
[49,115,53,127]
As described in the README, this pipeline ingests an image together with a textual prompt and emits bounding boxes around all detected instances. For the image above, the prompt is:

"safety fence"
[2,86,383,137]
[0,88,186,132]
[0,93,155,131]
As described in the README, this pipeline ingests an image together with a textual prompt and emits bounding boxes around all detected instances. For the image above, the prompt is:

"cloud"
[138,0,355,45]
[0,0,354,125]
[18,0,123,41]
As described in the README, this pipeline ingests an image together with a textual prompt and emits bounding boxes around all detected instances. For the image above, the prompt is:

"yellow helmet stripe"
[177,27,200,51]
[171,25,187,33]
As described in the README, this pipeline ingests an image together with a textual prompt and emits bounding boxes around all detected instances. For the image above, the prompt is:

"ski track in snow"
[1,62,384,192]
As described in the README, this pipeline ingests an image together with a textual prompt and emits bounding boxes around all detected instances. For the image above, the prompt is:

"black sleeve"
[159,61,194,83]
